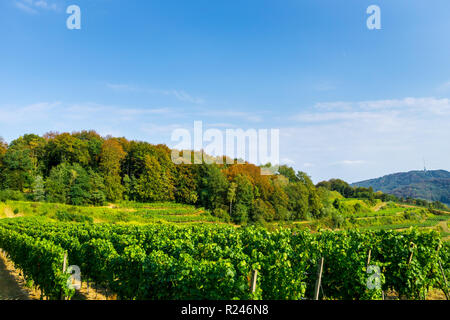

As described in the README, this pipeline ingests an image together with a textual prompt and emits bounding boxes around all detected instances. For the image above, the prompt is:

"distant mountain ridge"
[352,170,450,205]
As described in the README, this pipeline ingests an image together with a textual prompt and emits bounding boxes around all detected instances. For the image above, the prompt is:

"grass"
[361,215,448,231]
[0,200,219,225]
[1,199,449,239]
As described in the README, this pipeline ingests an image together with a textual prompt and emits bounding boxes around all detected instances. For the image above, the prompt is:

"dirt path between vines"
[0,250,37,300]
[439,220,450,242]
[3,207,14,218]
[0,250,109,300]
[439,220,449,233]
[2,206,24,219]
[373,202,387,212]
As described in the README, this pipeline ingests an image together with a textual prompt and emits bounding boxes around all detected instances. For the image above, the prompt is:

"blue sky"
[1,0,450,183]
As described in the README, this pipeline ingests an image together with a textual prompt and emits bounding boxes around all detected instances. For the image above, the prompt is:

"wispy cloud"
[280,158,296,165]
[198,110,263,123]
[279,96,450,182]
[295,97,450,123]
[106,83,205,104]
[333,160,367,166]
[437,81,450,92]
[0,102,174,126]
[13,0,59,14]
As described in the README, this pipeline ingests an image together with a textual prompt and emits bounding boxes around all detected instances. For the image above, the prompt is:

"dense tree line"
[0,132,326,224]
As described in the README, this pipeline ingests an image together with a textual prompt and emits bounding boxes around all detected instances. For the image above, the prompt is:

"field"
[0,201,221,225]
[0,200,449,300]
[274,199,450,241]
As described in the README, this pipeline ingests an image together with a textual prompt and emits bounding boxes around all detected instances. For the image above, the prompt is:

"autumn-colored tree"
[0,131,392,225]
[224,163,273,201]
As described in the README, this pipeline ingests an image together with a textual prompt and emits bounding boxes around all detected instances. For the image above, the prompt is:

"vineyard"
[0,218,448,300]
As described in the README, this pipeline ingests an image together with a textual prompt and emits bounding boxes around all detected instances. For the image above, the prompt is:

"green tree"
[252,198,275,223]
[231,175,254,224]
[0,137,8,187]
[100,138,126,202]
[136,155,173,202]
[1,146,34,191]
[227,182,237,217]
[174,164,198,204]
[285,182,309,220]
[46,163,105,205]
[278,165,299,182]
[197,164,229,210]
[9,134,46,174]
[72,130,104,169]
[44,133,91,173]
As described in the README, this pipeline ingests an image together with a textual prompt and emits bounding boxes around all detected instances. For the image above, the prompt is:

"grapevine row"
[0,218,447,300]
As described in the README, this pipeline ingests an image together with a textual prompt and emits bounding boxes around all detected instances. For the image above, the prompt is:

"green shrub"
[213,207,231,222]
[55,210,93,223]
[0,190,26,202]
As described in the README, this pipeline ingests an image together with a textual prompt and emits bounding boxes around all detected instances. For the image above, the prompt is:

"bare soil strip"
[0,250,37,300]
[0,250,108,300]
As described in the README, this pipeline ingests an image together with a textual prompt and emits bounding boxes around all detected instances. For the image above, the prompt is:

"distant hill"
[352,170,450,205]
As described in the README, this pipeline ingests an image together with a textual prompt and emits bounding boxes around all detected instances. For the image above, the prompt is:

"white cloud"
[280,97,450,182]
[0,102,174,127]
[333,160,367,166]
[106,83,205,104]
[198,110,263,123]
[14,0,59,14]
[280,158,296,165]
[312,97,450,113]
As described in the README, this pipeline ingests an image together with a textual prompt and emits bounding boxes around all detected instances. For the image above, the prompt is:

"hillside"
[352,170,450,205]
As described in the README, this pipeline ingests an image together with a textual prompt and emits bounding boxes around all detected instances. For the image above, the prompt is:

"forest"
[0,131,447,225]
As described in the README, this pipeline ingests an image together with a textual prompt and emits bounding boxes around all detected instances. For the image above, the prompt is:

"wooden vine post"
[408,243,416,265]
[314,257,324,300]
[438,259,449,300]
[60,252,67,300]
[367,249,371,267]
[250,270,258,295]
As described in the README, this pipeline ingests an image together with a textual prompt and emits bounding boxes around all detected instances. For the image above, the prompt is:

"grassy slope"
[0,200,221,225]
[1,199,449,240]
